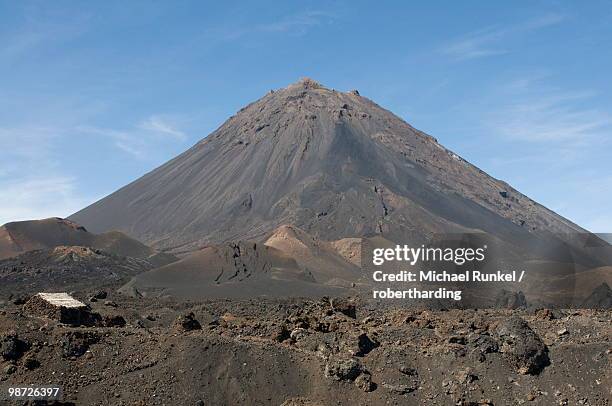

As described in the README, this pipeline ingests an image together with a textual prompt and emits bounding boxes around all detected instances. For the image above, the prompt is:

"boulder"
[3,364,17,375]
[354,372,375,392]
[61,331,99,358]
[495,316,549,375]
[272,325,291,342]
[173,312,202,332]
[92,290,108,300]
[330,298,357,318]
[324,357,363,381]
[342,332,380,356]
[101,315,126,327]
[23,355,40,370]
[0,334,30,361]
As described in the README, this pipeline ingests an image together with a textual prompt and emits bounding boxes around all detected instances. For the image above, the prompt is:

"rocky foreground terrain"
[1,291,610,406]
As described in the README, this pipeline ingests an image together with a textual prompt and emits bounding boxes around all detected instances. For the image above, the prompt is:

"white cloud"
[441,13,565,61]
[138,115,186,140]
[487,91,611,142]
[76,125,144,157]
[77,115,188,158]
[441,26,509,61]
[0,125,94,225]
[257,11,332,34]
[0,114,188,225]
[0,176,93,225]
[0,8,90,63]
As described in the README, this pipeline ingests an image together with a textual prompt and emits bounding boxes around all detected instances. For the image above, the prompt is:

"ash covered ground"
[1,291,610,406]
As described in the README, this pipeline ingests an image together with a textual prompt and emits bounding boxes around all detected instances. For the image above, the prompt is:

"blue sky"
[1,1,611,232]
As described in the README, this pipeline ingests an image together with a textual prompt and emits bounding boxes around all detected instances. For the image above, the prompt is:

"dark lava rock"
[23,356,40,370]
[324,357,363,381]
[103,300,118,308]
[12,295,28,305]
[60,331,99,358]
[399,365,418,376]
[495,316,549,375]
[3,364,16,375]
[354,372,375,392]
[356,332,380,356]
[92,290,108,300]
[173,312,202,332]
[471,334,499,354]
[330,298,356,318]
[455,367,478,383]
[101,315,126,327]
[0,334,30,361]
[448,335,467,345]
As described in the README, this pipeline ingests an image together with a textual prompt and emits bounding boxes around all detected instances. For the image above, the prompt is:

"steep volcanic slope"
[0,217,176,266]
[71,79,587,257]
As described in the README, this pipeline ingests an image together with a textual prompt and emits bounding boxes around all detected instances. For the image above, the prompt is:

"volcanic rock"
[3,364,16,375]
[23,355,40,370]
[1,334,29,361]
[173,312,202,332]
[101,315,126,328]
[354,372,375,392]
[92,290,108,300]
[330,297,357,318]
[60,331,99,358]
[495,316,549,375]
[324,357,364,381]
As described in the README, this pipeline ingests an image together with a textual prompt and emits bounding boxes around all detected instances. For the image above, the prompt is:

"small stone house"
[24,293,93,325]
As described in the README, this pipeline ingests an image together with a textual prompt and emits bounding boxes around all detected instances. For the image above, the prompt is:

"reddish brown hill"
[0,217,176,266]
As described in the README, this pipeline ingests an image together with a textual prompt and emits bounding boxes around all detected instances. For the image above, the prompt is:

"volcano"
[70,78,591,259]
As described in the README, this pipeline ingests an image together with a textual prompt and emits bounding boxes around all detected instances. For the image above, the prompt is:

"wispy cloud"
[0,8,90,63]
[138,115,186,141]
[77,115,189,158]
[0,126,94,224]
[441,13,565,61]
[0,113,190,224]
[487,91,611,142]
[257,11,333,34]
[471,75,612,232]
[441,26,510,60]
[0,176,92,225]
[75,125,143,157]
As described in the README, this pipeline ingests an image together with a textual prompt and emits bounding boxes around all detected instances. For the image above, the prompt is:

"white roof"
[37,293,86,308]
